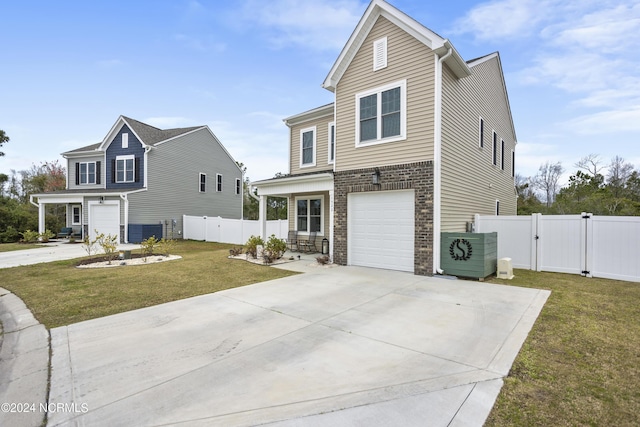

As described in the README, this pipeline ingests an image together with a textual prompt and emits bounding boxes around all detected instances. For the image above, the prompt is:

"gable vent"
[373,37,388,71]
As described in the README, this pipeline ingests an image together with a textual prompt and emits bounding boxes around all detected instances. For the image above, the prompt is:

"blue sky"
[1,0,639,184]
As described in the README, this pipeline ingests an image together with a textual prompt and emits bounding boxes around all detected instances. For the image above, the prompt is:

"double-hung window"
[300,127,316,168]
[296,196,323,234]
[199,173,206,193]
[116,155,135,183]
[216,174,223,192]
[356,80,406,145]
[72,205,81,225]
[79,162,96,184]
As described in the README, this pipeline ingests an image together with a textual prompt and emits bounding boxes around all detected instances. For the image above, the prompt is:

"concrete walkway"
[0,241,140,269]
[47,265,550,426]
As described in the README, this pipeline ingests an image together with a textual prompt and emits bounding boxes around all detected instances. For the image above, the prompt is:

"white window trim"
[294,194,324,236]
[511,149,515,177]
[235,178,241,195]
[71,205,81,226]
[478,117,484,149]
[496,199,500,216]
[299,126,317,168]
[355,79,407,147]
[328,122,335,164]
[216,173,223,192]
[500,139,505,170]
[122,133,129,149]
[373,36,388,71]
[79,161,97,185]
[199,173,206,193]
[115,155,135,183]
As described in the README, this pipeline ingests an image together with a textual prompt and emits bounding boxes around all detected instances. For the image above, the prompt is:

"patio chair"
[299,232,318,253]
[57,227,73,239]
[286,230,299,252]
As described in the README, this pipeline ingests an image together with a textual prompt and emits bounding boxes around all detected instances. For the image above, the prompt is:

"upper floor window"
[501,139,505,170]
[300,126,316,168]
[479,117,484,148]
[116,155,135,183]
[235,178,241,195]
[511,150,515,177]
[356,80,406,146]
[122,133,129,149]
[79,162,96,185]
[199,173,206,193]
[328,122,335,164]
[492,131,498,166]
[216,173,223,192]
[373,37,388,71]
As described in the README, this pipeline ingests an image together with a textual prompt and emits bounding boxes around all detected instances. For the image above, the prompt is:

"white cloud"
[238,0,365,51]
[451,0,550,41]
[565,107,640,134]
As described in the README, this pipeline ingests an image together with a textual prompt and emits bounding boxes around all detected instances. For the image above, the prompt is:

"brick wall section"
[333,161,434,275]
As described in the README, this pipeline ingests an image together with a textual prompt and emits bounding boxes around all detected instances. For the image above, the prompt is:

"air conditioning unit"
[497,257,514,280]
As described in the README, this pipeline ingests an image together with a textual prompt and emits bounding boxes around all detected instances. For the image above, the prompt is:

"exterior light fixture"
[372,168,381,185]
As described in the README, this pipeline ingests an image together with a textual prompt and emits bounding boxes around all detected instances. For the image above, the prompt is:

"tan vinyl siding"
[335,16,435,172]
[128,128,242,235]
[289,115,334,175]
[441,57,517,231]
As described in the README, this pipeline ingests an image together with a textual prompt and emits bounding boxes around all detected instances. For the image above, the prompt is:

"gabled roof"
[283,103,334,127]
[322,0,471,92]
[62,116,205,156]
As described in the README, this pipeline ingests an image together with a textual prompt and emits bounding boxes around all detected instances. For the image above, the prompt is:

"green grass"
[486,269,640,426]
[0,242,47,252]
[0,240,298,329]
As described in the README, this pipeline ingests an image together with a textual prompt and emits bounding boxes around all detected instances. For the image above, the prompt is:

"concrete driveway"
[48,265,549,426]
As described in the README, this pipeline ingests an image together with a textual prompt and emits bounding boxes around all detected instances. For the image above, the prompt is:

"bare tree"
[607,156,634,198]
[534,161,564,207]
[575,154,603,177]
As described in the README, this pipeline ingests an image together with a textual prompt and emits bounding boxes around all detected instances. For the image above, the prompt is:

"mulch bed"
[76,253,159,266]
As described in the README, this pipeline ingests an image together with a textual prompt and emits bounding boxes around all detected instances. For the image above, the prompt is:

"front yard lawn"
[486,270,640,426]
[1,240,298,329]
[0,242,46,252]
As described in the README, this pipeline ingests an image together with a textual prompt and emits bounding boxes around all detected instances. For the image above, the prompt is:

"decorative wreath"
[449,238,473,261]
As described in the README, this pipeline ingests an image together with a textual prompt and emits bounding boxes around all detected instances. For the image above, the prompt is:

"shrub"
[316,255,330,265]
[264,234,287,261]
[0,226,20,243]
[40,229,55,243]
[20,229,40,243]
[141,236,159,261]
[82,235,99,257]
[157,238,177,257]
[229,247,243,256]
[245,235,264,259]
[96,231,118,265]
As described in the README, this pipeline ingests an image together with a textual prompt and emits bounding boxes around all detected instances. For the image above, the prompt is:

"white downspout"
[433,47,452,275]
[120,193,129,243]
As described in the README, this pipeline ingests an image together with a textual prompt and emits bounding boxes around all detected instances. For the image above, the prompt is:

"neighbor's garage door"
[348,190,414,272]
[89,203,120,242]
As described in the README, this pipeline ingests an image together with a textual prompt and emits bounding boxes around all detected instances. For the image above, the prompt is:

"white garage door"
[348,190,414,272]
[89,203,120,242]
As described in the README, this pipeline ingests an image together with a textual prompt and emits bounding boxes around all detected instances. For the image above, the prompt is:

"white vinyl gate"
[475,213,640,283]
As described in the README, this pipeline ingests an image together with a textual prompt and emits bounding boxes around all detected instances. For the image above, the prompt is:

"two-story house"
[252,0,517,275]
[31,116,243,243]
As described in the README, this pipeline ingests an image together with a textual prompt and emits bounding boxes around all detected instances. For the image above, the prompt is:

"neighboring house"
[31,116,243,243]
[252,0,517,275]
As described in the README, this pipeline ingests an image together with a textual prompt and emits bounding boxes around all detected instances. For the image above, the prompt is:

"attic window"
[373,37,387,71]
[122,133,129,149]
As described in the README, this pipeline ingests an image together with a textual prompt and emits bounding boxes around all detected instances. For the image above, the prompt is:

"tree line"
[517,154,640,215]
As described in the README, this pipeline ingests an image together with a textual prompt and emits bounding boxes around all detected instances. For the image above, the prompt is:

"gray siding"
[128,128,242,237]
[441,56,517,231]
[67,154,104,190]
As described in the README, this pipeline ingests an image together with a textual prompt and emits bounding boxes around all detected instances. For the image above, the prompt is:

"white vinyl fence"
[475,213,640,283]
[183,216,288,245]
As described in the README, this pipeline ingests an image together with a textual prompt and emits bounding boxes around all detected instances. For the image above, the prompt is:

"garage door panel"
[90,203,120,242]
[348,190,414,272]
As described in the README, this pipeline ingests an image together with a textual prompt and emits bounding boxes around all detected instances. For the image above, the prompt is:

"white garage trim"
[88,200,121,242]
[348,190,415,272]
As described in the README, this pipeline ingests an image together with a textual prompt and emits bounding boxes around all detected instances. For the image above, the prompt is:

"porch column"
[38,201,46,235]
[329,189,334,261]
[258,195,267,240]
